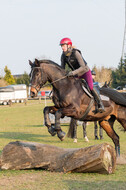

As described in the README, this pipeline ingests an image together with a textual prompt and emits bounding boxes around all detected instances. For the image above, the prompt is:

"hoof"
[95,136,99,140]
[48,125,56,136]
[85,136,89,142]
[57,131,66,141]
[73,138,77,143]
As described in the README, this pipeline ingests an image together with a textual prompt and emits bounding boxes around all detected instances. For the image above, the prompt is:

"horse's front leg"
[55,106,78,141]
[43,106,58,136]
[55,110,66,141]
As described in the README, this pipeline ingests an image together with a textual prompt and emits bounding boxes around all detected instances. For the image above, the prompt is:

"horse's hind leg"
[67,118,78,142]
[99,115,120,157]
[117,118,126,132]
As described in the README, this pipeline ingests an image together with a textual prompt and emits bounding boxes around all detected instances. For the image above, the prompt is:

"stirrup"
[98,105,105,113]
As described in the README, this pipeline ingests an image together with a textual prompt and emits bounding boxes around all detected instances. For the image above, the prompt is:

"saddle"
[80,80,109,120]
[81,79,109,102]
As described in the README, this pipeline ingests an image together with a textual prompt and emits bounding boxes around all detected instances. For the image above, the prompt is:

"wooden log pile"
[0,141,116,174]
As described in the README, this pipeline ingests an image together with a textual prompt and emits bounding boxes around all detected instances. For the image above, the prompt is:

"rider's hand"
[67,71,74,77]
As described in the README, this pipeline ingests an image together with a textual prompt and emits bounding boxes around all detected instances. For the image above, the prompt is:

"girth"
[79,97,94,121]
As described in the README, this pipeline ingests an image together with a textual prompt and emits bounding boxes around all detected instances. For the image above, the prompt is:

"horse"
[29,59,126,157]
[67,119,103,142]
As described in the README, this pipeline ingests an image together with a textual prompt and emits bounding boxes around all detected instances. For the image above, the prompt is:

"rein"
[41,75,67,88]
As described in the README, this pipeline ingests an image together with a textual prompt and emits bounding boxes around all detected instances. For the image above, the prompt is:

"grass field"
[0,100,126,190]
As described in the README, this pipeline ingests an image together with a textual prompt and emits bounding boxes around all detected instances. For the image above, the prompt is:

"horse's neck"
[43,64,65,85]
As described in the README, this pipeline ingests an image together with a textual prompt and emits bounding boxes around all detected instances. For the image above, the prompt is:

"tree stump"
[0,141,116,174]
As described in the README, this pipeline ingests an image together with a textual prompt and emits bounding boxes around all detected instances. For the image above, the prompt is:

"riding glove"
[67,71,74,77]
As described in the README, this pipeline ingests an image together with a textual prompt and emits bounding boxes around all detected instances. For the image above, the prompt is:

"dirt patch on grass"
[116,154,126,165]
[0,172,45,190]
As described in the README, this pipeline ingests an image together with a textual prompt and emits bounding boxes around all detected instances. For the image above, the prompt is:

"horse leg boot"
[43,106,57,136]
[55,110,66,141]
[91,88,105,113]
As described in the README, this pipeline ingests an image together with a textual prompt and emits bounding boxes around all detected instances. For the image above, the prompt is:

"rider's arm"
[72,51,89,76]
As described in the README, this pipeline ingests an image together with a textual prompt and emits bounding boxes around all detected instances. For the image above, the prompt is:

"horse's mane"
[39,60,62,69]
[38,59,67,75]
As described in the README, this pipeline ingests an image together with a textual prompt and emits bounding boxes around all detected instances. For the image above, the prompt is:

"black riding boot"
[91,88,105,113]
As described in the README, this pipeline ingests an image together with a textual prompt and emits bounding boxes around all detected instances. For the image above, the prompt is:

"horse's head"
[29,59,47,98]
[102,81,110,88]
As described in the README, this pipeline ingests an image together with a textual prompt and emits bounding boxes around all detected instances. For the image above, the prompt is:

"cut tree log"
[0,141,116,174]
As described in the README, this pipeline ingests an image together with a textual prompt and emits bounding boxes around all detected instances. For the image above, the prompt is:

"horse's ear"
[108,81,110,87]
[29,60,33,66]
[35,59,40,67]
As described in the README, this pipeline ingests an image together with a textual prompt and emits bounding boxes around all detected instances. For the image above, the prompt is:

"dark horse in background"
[29,59,126,157]
[67,119,103,143]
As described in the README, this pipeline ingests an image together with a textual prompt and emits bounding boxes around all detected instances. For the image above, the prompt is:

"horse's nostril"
[30,91,35,98]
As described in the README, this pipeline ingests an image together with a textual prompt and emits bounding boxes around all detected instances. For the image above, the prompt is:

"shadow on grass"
[24,124,70,128]
[63,179,126,190]
[0,132,57,143]
[24,125,45,128]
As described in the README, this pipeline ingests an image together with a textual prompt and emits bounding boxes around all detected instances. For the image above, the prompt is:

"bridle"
[29,66,44,92]
[30,66,67,92]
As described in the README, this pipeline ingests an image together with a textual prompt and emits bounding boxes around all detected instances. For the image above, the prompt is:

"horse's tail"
[67,118,77,138]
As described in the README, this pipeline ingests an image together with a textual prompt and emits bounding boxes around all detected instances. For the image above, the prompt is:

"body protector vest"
[62,49,87,71]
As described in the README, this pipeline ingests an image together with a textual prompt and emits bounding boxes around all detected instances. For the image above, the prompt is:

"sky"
[0,0,125,75]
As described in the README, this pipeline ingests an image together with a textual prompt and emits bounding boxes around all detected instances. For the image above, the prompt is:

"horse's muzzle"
[30,87,38,98]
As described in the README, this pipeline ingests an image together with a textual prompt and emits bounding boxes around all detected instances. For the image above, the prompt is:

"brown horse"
[29,59,126,156]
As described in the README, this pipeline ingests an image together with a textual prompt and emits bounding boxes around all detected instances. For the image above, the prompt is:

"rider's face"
[61,44,71,52]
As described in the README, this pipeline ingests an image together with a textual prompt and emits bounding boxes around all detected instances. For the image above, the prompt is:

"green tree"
[4,66,15,84]
[92,65,112,86]
[16,72,30,86]
[111,58,126,88]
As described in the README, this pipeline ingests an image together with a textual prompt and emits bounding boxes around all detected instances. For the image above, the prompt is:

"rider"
[91,70,104,139]
[91,70,100,89]
[60,37,105,113]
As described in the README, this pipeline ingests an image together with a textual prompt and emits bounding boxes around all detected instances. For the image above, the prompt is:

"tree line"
[0,58,126,88]
[0,66,30,87]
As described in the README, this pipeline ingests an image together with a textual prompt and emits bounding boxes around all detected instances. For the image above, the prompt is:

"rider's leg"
[81,70,105,113]
[91,88,105,113]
